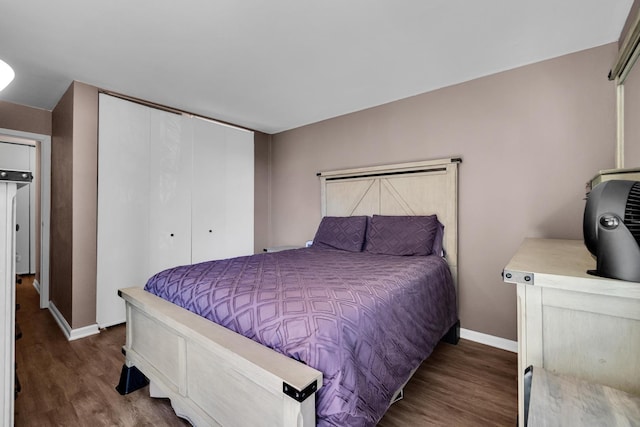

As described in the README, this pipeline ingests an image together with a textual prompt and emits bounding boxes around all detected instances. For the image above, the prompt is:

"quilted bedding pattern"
[145,247,457,426]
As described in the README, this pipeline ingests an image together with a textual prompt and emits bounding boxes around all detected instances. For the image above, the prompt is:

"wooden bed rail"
[118,287,323,426]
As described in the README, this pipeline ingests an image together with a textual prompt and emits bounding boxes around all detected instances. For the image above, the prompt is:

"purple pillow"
[432,220,445,257]
[364,215,439,256]
[313,216,368,252]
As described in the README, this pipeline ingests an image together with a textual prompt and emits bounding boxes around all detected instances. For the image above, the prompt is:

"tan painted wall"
[71,82,98,328]
[254,132,272,253]
[0,100,51,136]
[269,44,618,341]
[50,84,74,322]
[50,81,99,328]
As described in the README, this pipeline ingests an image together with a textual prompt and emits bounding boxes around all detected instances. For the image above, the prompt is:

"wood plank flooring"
[15,275,517,426]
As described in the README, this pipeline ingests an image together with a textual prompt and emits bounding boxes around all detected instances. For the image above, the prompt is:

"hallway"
[14,275,187,426]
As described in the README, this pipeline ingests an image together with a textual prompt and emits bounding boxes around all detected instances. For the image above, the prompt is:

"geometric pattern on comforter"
[145,247,457,426]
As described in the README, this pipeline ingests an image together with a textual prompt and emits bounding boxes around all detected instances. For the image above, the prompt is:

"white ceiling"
[0,0,634,134]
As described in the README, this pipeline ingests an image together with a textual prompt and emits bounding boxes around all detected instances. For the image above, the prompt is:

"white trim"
[67,324,100,341]
[460,327,518,353]
[32,279,40,294]
[48,301,100,341]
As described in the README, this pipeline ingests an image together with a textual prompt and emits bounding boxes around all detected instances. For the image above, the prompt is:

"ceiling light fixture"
[0,59,15,92]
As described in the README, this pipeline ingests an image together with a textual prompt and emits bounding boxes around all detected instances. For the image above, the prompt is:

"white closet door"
[97,94,254,327]
[221,126,254,258]
[148,109,192,274]
[191,118,253,263]
[97,94,151,327]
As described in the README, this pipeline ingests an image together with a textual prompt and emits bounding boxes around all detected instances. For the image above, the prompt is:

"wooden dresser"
[503,238,640,427]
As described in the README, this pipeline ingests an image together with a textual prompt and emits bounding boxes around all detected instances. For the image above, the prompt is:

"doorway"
[0,128,51,309]
[0,140,35,275]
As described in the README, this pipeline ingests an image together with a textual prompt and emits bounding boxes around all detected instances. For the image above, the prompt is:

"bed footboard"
[118,287,323,427]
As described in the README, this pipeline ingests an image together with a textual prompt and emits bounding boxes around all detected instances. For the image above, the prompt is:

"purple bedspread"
[145,247,457,426]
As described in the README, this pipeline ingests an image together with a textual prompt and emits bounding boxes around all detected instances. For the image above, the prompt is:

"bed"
[117,158,461,426]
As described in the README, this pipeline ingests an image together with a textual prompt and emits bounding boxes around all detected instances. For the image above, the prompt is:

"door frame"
[0,127,51,309]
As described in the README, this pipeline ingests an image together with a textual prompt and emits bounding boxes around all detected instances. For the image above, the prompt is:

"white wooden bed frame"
[118,158,460,426]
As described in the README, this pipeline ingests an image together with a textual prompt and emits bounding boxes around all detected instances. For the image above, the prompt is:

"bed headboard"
[318,158,460,287]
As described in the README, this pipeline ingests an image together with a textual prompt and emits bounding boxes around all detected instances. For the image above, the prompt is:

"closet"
[97,94,254,327]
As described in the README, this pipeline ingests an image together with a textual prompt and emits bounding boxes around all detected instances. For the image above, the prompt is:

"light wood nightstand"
[504,238,640,427]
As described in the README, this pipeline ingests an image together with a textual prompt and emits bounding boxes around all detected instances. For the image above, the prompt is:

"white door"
[148,108,192,274]
[219,126,254,258]
[97,94,152,327]
[0,142,34,274]
[191,117,225,263]
[191,118,254,263]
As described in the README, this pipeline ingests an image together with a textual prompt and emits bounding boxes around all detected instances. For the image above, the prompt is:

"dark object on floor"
[15,302,21,399]
[441,320,460,345]
[116,365,149,395]
[523,365,533,427]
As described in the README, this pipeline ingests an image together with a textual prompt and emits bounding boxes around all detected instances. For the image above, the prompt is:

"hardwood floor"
[14,276,188,427]
[378,337,518,426]
[15,276,517,426]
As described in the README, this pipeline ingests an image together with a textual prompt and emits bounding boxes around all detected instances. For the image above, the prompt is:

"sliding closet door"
[147,109,192,274]
[219,125,254,258]
[97,94,151,328]
[98,94,255,326]
[191,118,254,263]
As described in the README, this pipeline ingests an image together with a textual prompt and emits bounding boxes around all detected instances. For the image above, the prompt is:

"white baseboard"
[48,301,100,341]
[460,328,518,353]
[32,279,40,293]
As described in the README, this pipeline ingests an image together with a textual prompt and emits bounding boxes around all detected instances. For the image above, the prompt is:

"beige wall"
[254,132,272,253]
[269,44,618,341]
[50,81,99,329]
[0,100,51,136]
[51,84,74,322]
[71,82,98,327]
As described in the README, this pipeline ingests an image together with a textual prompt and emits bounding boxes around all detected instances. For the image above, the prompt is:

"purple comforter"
[145,247,457,426]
